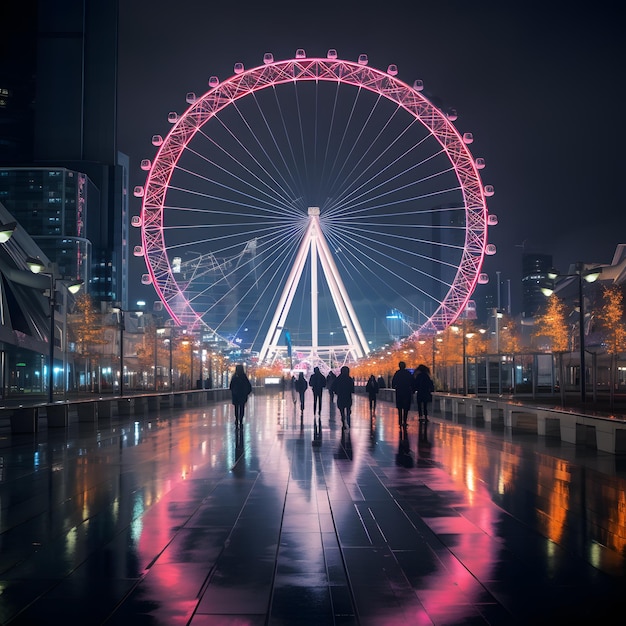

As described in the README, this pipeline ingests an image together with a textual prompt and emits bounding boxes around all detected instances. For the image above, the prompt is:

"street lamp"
[27,257,83,403]
[0,221,17,243]
[542,263,602,403]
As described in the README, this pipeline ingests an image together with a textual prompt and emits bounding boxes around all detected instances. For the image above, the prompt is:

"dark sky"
[117,0,626,313]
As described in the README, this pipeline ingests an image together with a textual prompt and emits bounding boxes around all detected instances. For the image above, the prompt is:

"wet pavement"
[0,390,625,625]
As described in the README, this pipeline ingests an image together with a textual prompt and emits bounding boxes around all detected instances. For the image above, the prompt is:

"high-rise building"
[0,168,94,283]
[0,0,127,305]
[521,253,553,318]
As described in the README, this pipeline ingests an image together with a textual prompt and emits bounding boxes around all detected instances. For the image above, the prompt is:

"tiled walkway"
[0,390,625,624]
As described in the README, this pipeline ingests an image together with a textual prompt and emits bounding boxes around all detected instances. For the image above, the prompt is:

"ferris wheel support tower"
[258,207,370,366]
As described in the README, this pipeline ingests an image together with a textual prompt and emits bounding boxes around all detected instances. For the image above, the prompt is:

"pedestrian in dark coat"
[365,374,379,412]
[413,364,435,422]
[332,365,354,428]
[391,361,413,427]
[230,364,252,427]
[377,375,386,389]
[309,366,326,415]
[294,372,308,414]
[326,370,337,402]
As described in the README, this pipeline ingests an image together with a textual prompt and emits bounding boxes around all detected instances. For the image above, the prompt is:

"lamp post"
[0,222,17,397]
[112,305,144,397]
[492,309,504,395]
[543,263,602,404]
[26,257,82,403]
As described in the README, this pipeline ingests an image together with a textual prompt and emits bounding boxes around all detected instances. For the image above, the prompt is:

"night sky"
[117,0,626,314]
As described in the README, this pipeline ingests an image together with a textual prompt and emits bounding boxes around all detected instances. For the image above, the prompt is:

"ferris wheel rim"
[140,54,490,335]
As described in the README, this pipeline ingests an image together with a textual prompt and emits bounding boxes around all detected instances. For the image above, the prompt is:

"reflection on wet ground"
[0,390,625,624]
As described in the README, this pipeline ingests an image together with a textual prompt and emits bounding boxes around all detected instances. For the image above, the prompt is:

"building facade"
[0,0,127,306]
[522,253,554,318]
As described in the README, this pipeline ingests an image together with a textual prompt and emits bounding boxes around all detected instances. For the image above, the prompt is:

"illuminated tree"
[499,316,522,354]
[533,295,569,352]
[466,327,489,356]
[135,319,170,389]
[599,285,626,356]
[598,285,626,405]
[174,336,193,388]
[68,293,111,391]
[533,294,569,402]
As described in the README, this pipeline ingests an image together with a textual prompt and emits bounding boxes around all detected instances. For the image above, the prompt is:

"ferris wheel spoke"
[268,85,310,202]
[172,164,297,217]
[324,203,466,223]
[248,88,307,201]
[185,228,300,308]
[319,81,342,189]
[164,220,307,259]
[211,240,299,337]
[210,107,303,210]
[191,229,303,329]
[329,226,457,288]
[333,222,466,259]
[163,183,302,219]
[328,153,454,218]
[317,84,365,198]
[324,229,450,308]
[325,103,422,209]
[332,224,463,278]
[320,89,389,198]
[180,143,298,214]
[326,229,445,320]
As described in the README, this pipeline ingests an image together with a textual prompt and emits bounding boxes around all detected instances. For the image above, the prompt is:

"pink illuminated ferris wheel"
[135,51,496,358]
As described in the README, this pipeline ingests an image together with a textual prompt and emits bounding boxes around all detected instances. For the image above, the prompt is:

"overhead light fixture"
[67,280,83,294]
[26,256,47,274]
[0,221,17,243]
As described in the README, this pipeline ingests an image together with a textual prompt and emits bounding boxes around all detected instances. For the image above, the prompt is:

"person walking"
[309,366,326,416]
[332,365,355,429]
[294,372,308,415]
[365,374,379,413]
[391,361,414,428]
[229,363,252,427]
[413,364,435,422]
[326,370,337,403]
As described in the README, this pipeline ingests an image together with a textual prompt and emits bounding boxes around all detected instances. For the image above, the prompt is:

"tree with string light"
[598,285,626,408]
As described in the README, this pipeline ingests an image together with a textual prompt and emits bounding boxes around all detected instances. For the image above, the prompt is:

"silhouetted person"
[309,366,326,415]
[294,372,308,415]
[230,364,252,427]
[392,361,413,428]
[332,365,354,429]
[365,374,379,413]
[377,375,386,389]
[413,364,434,422]
[326,370,337,403]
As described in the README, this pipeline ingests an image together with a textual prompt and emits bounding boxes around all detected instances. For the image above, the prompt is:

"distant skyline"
[116,1,624,315]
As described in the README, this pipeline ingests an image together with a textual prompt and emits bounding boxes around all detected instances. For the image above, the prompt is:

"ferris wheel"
[134,50,496,360]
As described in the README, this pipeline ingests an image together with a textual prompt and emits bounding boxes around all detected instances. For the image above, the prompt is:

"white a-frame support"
[258,207,370,365]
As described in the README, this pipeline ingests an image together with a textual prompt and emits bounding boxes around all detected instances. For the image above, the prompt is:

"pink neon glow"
[140,56,491,335]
